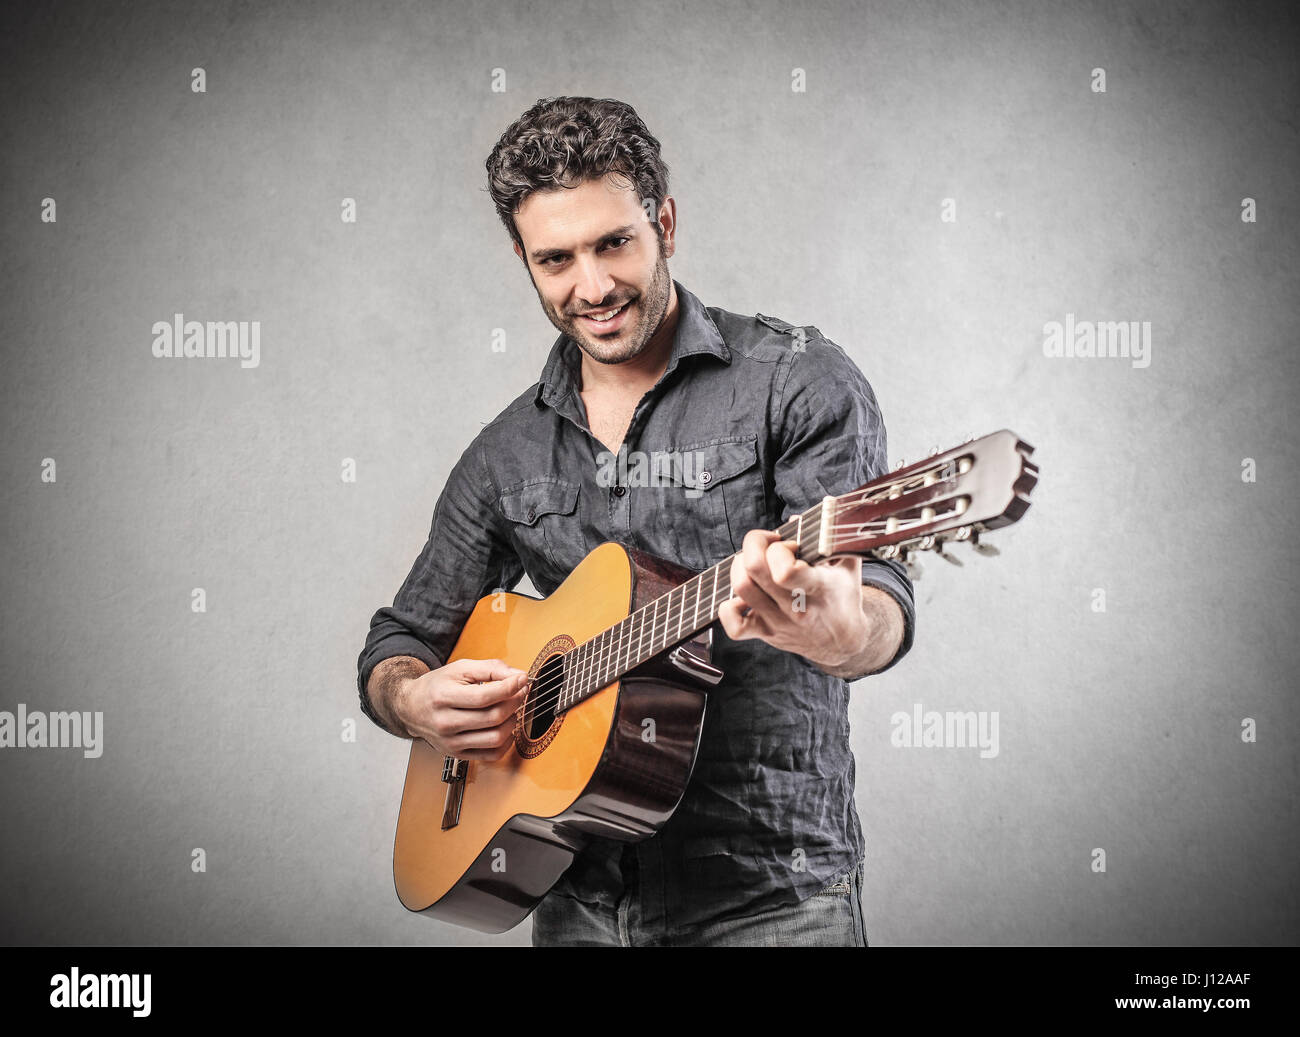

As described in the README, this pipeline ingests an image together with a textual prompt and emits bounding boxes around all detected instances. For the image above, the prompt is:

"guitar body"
[392,541,712,933]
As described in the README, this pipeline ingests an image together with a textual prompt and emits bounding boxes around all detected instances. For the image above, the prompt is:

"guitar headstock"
[823,430,1037,565]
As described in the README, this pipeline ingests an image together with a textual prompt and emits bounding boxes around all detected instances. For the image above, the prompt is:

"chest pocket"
[498,478,580,587]
[652,434,766,571]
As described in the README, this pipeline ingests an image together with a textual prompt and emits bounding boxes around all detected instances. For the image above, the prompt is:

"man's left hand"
[718,529,902,678]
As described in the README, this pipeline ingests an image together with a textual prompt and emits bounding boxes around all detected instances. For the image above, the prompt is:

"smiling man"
[357,95,915,947]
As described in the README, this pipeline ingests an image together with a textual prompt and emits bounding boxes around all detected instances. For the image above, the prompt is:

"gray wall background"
[1,0,1296,946]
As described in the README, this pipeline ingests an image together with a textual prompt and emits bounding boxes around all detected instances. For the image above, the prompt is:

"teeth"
[586,303,625,322]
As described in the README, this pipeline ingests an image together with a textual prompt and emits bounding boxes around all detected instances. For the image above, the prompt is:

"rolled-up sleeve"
[770,335,916,675]
[356,434,524,730]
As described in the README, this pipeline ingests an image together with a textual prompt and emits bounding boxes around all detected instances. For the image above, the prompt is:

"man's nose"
[573,255,615,307]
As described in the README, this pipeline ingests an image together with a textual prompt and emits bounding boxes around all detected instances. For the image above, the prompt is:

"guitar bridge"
[441,756,468,830]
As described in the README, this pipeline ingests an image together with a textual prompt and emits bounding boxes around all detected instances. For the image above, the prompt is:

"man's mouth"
[576,300,631,332]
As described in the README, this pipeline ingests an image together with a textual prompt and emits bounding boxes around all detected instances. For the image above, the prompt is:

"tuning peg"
[936,544,963,566]
[894,457,905,470]
[903,556,922,580]
[929,445,940,456]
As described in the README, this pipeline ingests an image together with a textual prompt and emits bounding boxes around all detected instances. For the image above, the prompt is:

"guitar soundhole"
[526,654,564,739]
[515,635,573,758]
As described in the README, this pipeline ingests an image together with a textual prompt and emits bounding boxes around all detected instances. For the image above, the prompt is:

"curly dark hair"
[485,96,670,254]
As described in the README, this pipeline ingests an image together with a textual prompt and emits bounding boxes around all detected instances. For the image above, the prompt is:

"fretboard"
[556,496,829,711]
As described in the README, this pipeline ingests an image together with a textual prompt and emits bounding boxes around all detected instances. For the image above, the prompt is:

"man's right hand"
[388,657,530,760]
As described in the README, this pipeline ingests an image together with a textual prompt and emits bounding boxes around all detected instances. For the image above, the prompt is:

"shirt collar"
[536,279,730,407]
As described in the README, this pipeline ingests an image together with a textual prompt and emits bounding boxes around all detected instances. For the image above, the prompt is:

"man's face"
[513,174,675,366]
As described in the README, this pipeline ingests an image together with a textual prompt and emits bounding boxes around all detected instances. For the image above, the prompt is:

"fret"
[596,627,610,691]
[710,562,720,619]
[558,646,569,710]
[572,644,584,708]
[572,640,588,706]
[648,596,658,658]
[682,580,692,641]
[605,626,616,687]
[566,644,577,712]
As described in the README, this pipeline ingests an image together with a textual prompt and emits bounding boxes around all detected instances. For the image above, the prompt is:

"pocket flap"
[499,479,579,525]
[657,436,758,492]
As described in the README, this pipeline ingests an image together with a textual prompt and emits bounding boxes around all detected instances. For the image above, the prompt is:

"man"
[357,96,915,946]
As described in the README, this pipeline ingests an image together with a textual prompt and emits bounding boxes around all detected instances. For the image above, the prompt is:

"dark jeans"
[531,858,868,947]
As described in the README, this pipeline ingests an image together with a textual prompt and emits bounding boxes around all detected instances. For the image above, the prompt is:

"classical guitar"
[392,429,1038,932]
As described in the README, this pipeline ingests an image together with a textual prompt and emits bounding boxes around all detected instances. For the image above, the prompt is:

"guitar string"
[511,525,940,730]
[506,503,833,728]
[487,479,964,734]
[509,508,953,731]
[507,494,961,731]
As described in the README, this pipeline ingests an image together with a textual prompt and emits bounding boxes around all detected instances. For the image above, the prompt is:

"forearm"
[815,585,905,680]
[364,656,431,737]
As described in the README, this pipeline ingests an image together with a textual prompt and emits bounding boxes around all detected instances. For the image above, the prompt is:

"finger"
[767,538,818,595]
[732,532,784,625]
[450,671,531,710]
[717,596,768,642]
[447,712,519,758]
[440,691,527,735]
[453,657,526,683]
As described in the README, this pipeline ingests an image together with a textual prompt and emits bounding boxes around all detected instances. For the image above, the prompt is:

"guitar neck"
[556,499,828,712]
[554,429,1037,712]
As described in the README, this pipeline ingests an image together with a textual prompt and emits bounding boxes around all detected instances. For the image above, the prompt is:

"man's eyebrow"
[529,225,638,262]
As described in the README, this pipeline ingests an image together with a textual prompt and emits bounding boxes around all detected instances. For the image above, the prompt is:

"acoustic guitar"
[391,429,1037,932]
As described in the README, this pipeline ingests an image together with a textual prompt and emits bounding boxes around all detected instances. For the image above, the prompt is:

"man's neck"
[578,280,680,397]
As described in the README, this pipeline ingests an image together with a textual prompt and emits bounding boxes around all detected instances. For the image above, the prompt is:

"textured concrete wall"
[1,0,1296,945]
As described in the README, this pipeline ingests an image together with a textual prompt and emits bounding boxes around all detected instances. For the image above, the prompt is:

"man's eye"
[603,237,629,250]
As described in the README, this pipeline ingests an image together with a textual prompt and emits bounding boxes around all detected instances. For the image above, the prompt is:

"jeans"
[530,857,869,947]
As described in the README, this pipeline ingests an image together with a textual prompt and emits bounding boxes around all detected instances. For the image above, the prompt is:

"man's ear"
[658,196,678,258]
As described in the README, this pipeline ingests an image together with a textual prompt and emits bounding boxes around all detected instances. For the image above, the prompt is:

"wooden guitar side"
[391,541,711,933]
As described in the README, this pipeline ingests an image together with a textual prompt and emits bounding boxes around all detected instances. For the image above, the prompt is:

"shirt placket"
[546,358,689,940]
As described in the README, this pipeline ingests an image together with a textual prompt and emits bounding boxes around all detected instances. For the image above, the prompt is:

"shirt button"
[613,485,626,497]
[526,507,537,522]
[699,470,712,486]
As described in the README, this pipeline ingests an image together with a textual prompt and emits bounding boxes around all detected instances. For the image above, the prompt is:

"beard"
[534,239,672,366]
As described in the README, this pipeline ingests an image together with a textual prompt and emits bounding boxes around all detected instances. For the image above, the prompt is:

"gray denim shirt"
[357,280,915,934]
